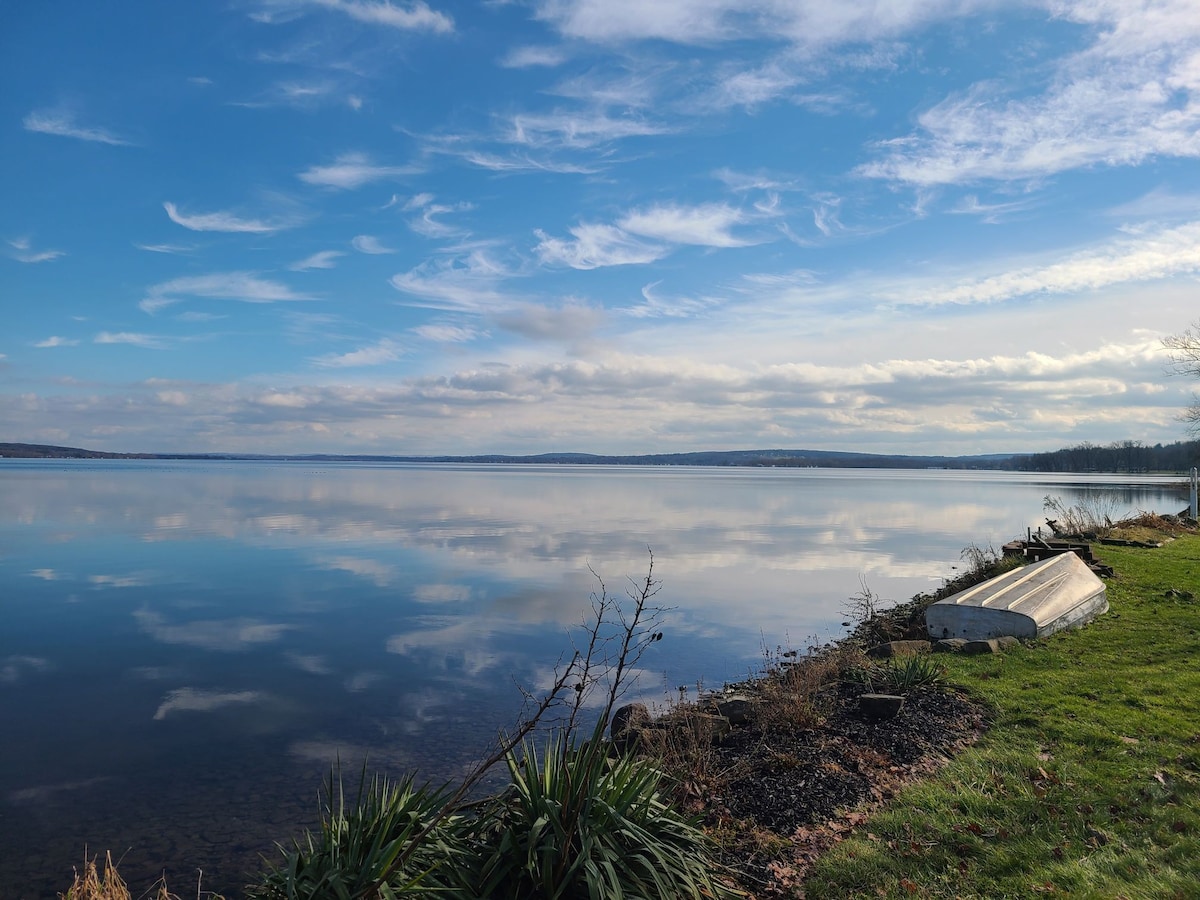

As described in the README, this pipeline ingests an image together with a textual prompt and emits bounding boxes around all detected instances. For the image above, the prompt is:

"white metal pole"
[1190,466,1198,520]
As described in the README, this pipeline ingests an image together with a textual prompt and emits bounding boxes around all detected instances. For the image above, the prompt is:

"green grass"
[803,535,1200,900]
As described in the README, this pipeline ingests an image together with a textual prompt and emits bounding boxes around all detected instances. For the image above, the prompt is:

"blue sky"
[4,0,1200,455]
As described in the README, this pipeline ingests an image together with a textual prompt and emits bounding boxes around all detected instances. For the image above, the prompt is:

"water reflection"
[0,461,1185,897]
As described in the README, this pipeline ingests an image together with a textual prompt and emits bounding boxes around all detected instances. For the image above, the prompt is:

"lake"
[0,461,1187,897]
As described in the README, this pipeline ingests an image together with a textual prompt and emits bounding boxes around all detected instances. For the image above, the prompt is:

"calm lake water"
[0,461,1187,897]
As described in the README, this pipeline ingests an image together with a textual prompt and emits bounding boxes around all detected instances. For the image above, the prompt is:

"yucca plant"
[248,769,467,900]
[847,655,947,695]
[469,722,739,900]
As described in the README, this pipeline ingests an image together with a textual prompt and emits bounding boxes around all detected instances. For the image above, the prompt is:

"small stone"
[859,693,905,720]
[868,640,932,659]
[688,712,732,743]
[996,636,1021,650]
[715,693,754,726]
[961,638,1000,655]
[610,703,650,740]
[934,638,968,653]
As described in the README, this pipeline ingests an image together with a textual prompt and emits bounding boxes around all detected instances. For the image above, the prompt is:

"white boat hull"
[925,552,1108,641]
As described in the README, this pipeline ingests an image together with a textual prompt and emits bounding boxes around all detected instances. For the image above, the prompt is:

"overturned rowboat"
[925,552,1108,641]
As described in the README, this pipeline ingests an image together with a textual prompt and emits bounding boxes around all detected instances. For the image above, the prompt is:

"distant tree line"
[1006,440,1200,474]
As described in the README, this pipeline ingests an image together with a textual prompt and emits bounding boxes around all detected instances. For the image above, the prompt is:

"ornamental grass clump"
[470,723,739,900]
[248,772,465,900]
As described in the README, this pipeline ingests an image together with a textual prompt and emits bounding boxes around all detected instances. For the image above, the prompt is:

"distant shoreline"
[3,440,1198,474]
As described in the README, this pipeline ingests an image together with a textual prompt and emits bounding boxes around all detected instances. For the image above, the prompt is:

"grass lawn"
[802,535,1200,899]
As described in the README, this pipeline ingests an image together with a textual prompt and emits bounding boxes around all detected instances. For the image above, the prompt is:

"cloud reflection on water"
[152,687,265,720]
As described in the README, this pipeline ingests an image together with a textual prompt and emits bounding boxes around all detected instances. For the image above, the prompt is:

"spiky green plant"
[248,770,465,900]
[470,723,740,900]
[844,655,947,695]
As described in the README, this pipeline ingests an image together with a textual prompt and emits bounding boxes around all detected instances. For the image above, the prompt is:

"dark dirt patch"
[691,683,988,896]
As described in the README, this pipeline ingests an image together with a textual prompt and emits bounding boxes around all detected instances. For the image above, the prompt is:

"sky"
[3,0,1200,456]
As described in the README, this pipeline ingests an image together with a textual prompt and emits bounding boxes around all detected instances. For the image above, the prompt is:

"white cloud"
[153,687,263,720]
[884,219,1200,307]
[34,336,79,348]
[139,297,180,315]
[509,110,667,149]
[290,249,346,270]
[146,271,310,304]
[390,250,516,311]
[23,109,132,146]
[534,203,753,270]
[313,338,405,367]
[948,194,1039,224]
[619,203,752,247]
[500,45,568,68]
[163,201,296,233]
[352,234,396,254]
[95,332,166,349]
[861,1,1200,185]
[453,149,600,174]
[7,237,64,263]
[403,194,472,237]
[411,323,480,342]
[534,223,666,269]
[299,152,419,189]
[309,0,453,33]
[533,0,992,47]
[134,242,195,254]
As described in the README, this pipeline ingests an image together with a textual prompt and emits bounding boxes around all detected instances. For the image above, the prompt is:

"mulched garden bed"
[690,682,989,896]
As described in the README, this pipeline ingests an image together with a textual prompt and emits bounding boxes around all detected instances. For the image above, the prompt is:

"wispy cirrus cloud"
[508,110,667,150]
[299,0,453,33]
[142,272,311,310]
[500,45,568,68]
[390,249,517,311]
[352,234,396,254]
[299,152,420,189]
[290,249,346,270]
[95,332,167,349]
[534,0,990,47]
[403,193,472,238]
[23,109,132,146]
[134,242,196,255]
[620,203,753,247]
[411,323,480,343]
[860,1,1200,186]
[881,219,1200,307]
[163,201,299,233]
[34,336,79,348]
[534,223,665,269]
[7,237,64,263]
[534,202,754,269]
[313,338,405,367]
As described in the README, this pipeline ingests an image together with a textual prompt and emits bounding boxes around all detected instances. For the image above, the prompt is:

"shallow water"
[0,461,1185,897]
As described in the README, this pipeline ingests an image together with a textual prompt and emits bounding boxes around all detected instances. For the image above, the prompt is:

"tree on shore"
[1164,321,1200,432]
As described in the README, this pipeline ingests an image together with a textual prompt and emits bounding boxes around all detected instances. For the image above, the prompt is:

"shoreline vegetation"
[5,440,1200,474]
[60,506,1200,900]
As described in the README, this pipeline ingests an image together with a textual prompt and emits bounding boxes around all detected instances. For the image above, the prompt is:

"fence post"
[1191,467,1198,520]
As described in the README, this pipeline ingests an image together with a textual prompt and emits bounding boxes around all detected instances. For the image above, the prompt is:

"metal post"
[1190,467,1198,520]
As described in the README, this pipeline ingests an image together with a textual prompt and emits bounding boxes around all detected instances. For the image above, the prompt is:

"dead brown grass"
[59,853,214,900]
[59,853,133,900]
